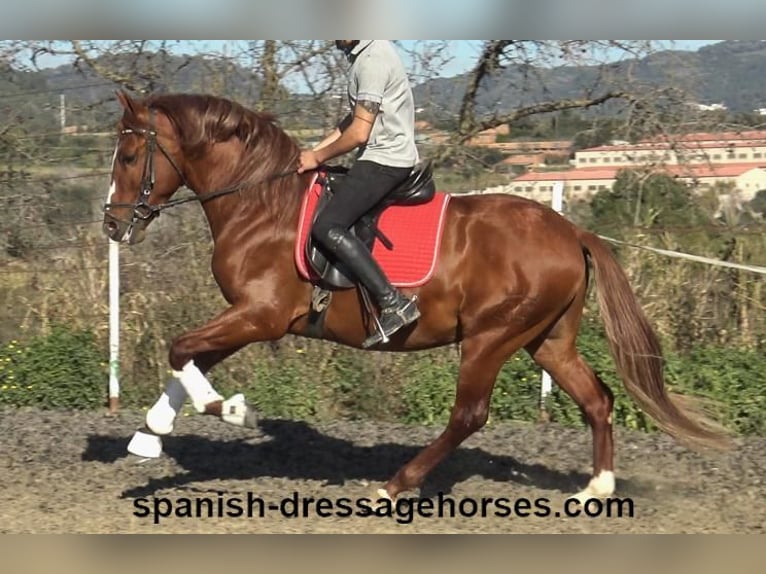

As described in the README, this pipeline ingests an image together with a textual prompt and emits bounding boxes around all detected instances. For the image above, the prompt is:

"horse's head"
[103,90,188,244]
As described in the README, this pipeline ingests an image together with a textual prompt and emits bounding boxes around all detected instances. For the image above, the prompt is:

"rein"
[153,168,296,213]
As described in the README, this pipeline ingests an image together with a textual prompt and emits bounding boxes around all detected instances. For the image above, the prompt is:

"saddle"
[305,159,436,290]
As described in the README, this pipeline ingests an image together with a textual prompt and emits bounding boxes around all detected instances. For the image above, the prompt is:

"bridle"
[103,107,295,231]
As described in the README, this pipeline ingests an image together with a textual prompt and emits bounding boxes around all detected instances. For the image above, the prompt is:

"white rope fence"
[597,235,766,275]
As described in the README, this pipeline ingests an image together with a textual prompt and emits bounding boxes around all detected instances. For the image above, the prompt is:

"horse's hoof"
[370,486,397,509]
[376,487,395,502]
[221,393,258,428]
[127,429,163,458]
[566,491,596,506]
[568,471,616,505]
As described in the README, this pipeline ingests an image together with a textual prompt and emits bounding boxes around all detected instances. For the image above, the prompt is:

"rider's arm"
[313,113,353,151]
[312,100,378,164]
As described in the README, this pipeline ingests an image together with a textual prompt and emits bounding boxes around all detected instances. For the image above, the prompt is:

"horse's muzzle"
[102,213,148,244]
[103,219,122,242]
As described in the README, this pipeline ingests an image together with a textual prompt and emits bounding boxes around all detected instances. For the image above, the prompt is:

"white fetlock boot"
[221,393,258,428]
[174,361,223,413]
[127,429,163,458]
[568,470,616,504]
[127,378,188,458]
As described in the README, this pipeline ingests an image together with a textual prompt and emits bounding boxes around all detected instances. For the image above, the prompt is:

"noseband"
[104,109,190,228]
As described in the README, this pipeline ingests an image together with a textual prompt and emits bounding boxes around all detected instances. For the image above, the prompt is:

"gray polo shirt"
[346,40,419,168]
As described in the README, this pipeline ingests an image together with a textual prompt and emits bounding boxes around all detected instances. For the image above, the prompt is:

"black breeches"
[312,160,411,247]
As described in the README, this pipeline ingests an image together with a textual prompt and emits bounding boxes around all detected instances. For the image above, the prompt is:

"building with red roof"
[509,130,766,203]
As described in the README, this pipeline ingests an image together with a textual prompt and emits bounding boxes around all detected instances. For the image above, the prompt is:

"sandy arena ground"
[1,408,763,533]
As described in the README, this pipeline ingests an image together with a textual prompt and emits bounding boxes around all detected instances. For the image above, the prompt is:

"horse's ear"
[115,90,144,119]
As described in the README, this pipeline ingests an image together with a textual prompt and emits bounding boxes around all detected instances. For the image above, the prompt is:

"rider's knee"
[312,222,345,250]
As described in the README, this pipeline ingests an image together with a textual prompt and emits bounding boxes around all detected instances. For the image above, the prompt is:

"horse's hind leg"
[381,333,520,500]
[526,326,616,502]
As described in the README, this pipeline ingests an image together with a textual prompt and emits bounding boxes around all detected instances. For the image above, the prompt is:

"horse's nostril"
[103,221,119,238]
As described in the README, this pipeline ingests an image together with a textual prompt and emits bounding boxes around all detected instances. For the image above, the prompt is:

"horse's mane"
[144,93,302,219]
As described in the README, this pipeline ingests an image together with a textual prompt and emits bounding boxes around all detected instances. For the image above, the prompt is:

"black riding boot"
[323,227,420,347]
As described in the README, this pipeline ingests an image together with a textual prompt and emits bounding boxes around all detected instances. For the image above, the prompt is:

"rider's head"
[334,40,359,56]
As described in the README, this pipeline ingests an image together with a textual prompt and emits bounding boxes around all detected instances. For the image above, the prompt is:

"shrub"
[0,325,107,409]
[399,351,459,425]
[2,321,765,439]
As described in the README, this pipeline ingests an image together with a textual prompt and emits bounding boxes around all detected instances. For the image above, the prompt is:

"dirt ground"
[0,407,763,533]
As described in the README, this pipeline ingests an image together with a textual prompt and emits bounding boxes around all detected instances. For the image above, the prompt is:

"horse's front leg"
[127,303,285,458]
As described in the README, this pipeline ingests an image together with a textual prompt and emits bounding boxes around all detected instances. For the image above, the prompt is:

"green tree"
[572,118,621,150]
[589,169,709,231]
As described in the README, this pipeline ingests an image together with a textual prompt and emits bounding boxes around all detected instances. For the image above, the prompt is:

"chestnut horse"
[102,91,727,503]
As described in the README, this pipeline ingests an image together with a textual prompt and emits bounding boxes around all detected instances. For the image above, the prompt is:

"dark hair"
[334,40,359,55]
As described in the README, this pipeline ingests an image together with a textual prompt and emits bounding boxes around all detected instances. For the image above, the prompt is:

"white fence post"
[539,181,564,421]
[108,238,120,414]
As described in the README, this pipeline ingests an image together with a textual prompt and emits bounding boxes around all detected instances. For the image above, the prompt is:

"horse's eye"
[120,153,137,165]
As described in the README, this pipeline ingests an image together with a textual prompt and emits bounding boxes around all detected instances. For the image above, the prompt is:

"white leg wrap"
[145,377,188,435]
[569,470,616,504]
[174,361,223,413]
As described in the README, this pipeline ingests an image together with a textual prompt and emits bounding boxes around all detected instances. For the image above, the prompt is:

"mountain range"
[4,40,766,133]
[412,40,766,120]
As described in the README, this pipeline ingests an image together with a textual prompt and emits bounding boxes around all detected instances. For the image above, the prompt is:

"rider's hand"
[297,150,320,174]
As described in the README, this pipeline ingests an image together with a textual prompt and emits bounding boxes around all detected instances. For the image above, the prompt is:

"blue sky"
[403,41,721,77]
[31,40,721,78]
[27,40,722,93]
[176,40,721,78]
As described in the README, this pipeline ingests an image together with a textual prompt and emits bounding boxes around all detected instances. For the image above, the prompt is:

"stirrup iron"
[359,286,390,344]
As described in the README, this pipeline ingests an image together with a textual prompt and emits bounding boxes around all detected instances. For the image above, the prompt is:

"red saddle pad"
[294,174,451,287]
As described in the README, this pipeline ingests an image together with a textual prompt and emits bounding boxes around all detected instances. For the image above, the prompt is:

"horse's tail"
[577,230,731,451]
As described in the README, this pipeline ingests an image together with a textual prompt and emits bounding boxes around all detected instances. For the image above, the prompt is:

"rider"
[297,40,421,348]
